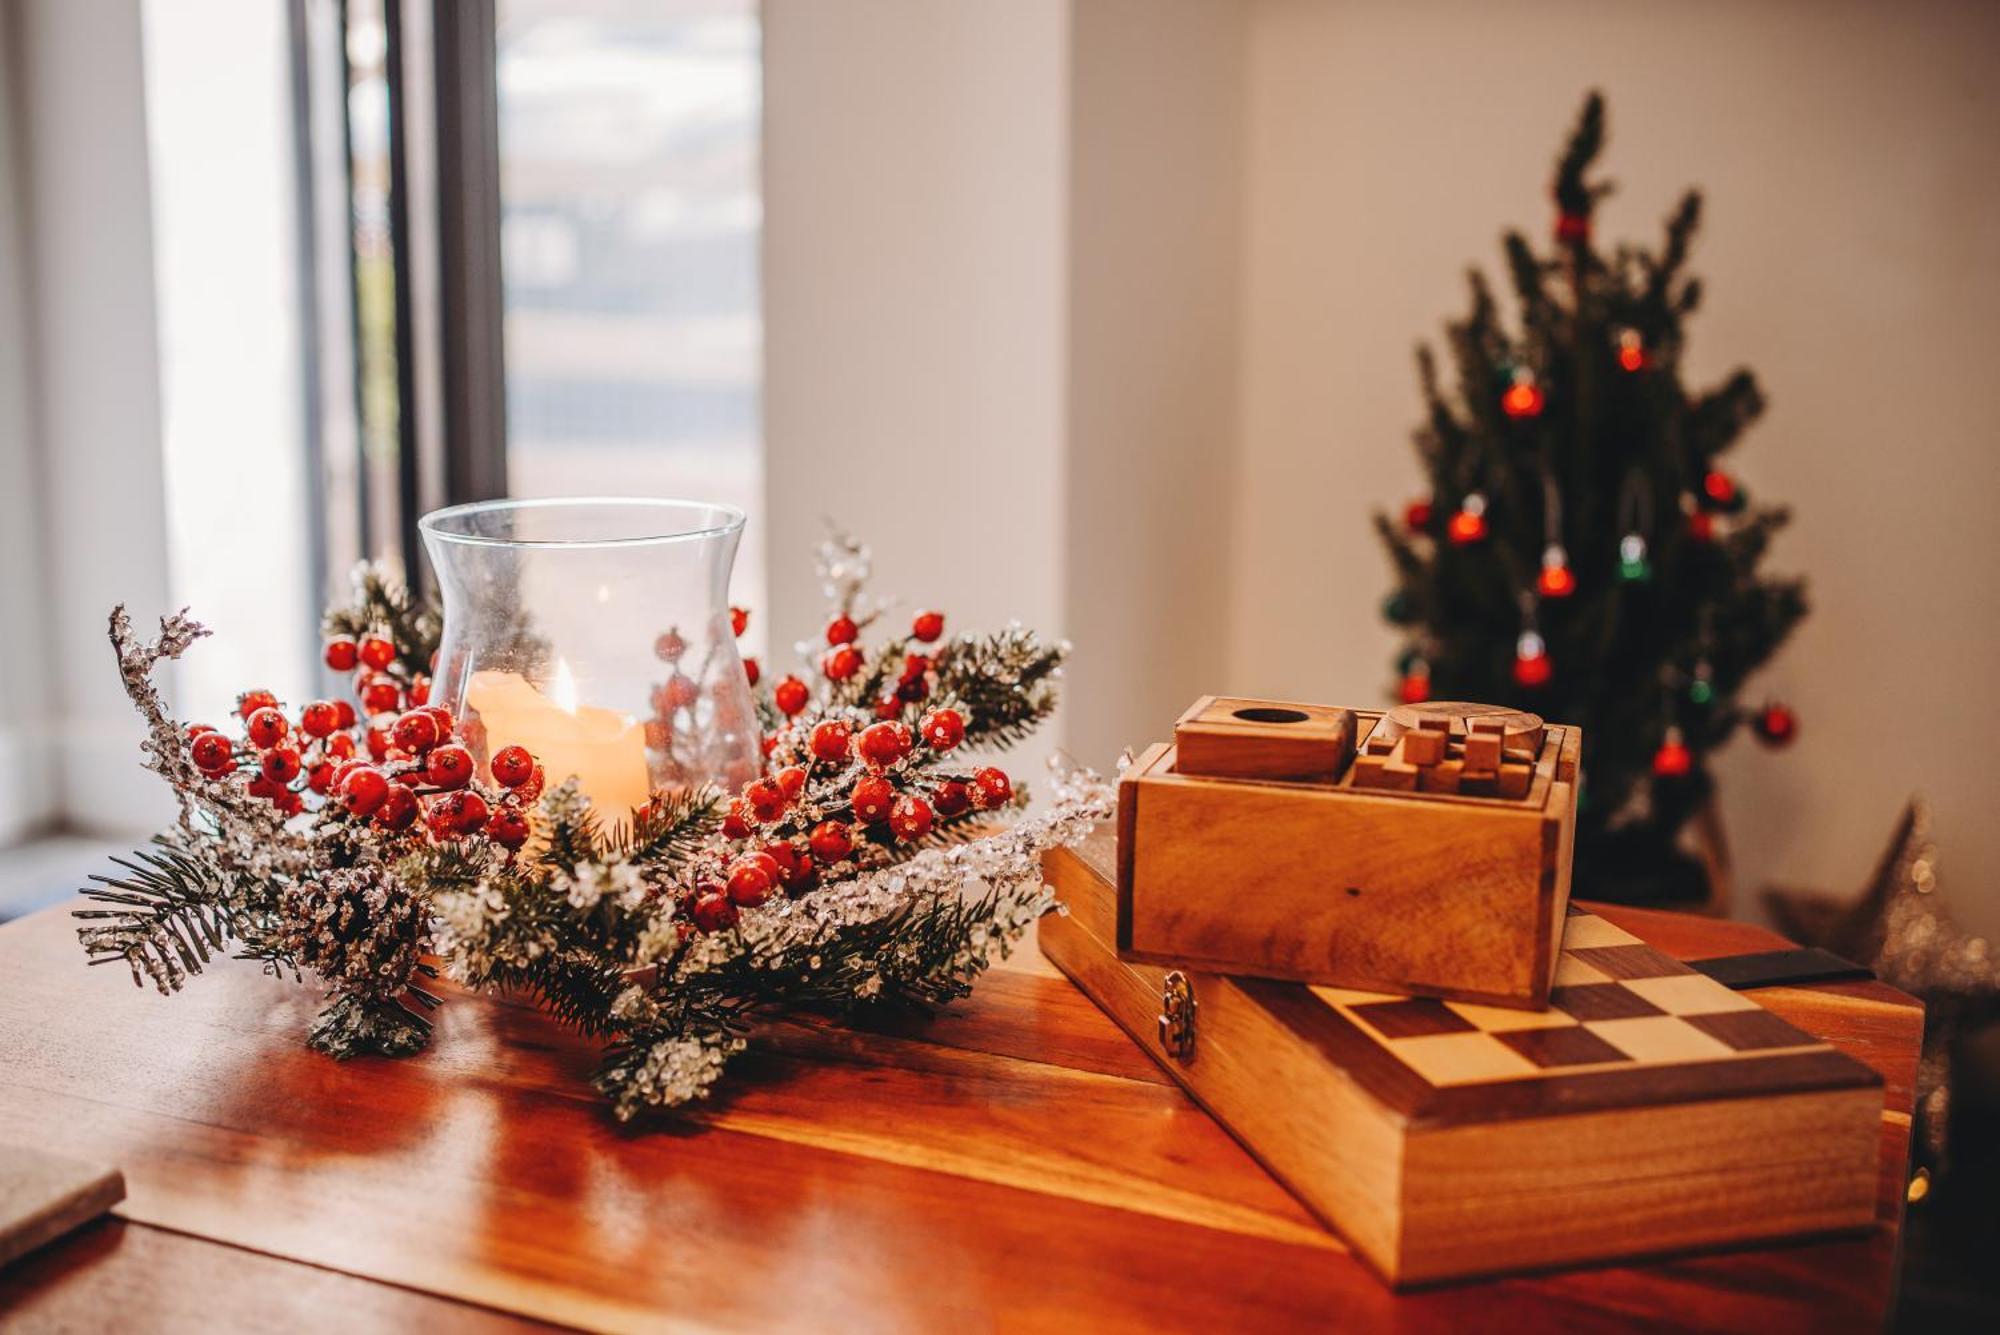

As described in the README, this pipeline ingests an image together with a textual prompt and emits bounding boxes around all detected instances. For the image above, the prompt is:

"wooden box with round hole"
[1120,697,1582,1008]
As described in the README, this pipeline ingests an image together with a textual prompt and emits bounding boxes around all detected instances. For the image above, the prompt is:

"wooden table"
[0,899,1920,1333]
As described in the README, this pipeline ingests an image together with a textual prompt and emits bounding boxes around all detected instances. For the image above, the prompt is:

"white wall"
[1231,0,2000,928]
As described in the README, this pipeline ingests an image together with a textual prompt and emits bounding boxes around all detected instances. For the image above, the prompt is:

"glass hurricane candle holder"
[419,498,761,820]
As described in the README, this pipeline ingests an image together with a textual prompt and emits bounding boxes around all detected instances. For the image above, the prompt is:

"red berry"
[744,777,787,823]
[808,820,853,864]
[727,860,774,907]
[972,767,1012,810]
[359,637,397,671]
[664,674,701,711]
[743,656,761,687]
[692,891,738,933]
[324,639,359,672]
[889,794,934,842]
[896,675,929,704]
[360,677,402,716]
[425,744,475,790]
[422,705,455,736]
[730,606,749,638]
[245,707,289,749]
[392,710,441,755]
[722,799,753,840]
[330,759,367,792]
[920,708,965,752]
[261,747,302,784]
[874,696,902,720]
[300,701,340,738]
[826,615,859,646]
[857,721,912,769]
[186,722,216,738]
[810,720,851,764]
[364,720,393,761]
[307,762,335,794]
[237,689,279,720]
[442,790,491,835]
[407,675,431,707]
[190,731,235,772]
[515,765,546,805]
[763,841,810,884]
[911,610,944,643]
[823,646,863,681]
[491,744,536,788]
[899,653,930,683]
[274,790,304,817]
[326,731,357,760]
[933,780,971,817]
[340,766,390,816]
[851,775,895,823]
[774,676,809,716]
[776,765,808,801]
[334,700,358,729]
[374,783,419,831]
[654,629,686,662]
[247,774,282,802]
[486,806,532,849]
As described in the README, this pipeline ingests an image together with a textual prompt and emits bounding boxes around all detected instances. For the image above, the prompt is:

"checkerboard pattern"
[1311,910,1831,1087]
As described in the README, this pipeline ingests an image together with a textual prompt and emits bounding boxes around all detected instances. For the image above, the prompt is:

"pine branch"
[1553,89,1610,216]
[74,841,244,995]
[932,628,1063,750]
[611,786,724,869]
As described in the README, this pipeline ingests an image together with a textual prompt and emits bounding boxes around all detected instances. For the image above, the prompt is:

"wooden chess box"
[1045,834,1884,1286]
[1118,699,1581,1008]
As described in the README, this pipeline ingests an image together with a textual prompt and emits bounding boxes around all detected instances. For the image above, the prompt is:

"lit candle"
[465,661,653,820]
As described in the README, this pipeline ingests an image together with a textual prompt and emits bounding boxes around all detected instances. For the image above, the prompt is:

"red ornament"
[692,890,738,933]
[919,708,965,752]
[1753,702,1799,747]
[889,794,934,842]
[743,777,788,824]
[1651,730,1694,778]
[491,744,536,788]
[358,637,397,672]
[1701,470,1738,508]
[1447,494,1489,545]
[324,639,359,672]
[774,676,809,716]
[425,743,476,790]
[851,775,896,823]
[972,767,1013,810]
[933,780,972,817]
[1688,511,1716,542]
[237,689,280,720]
[1536,544,1576,599]
[339,766,390,816]
[1500,380,1545,420]
[392,710,441,755]
[1555,211,1591,244]
[190,731,235,773]
[808,820,854,864]
[726,860,774,908]
[260,747,302,785]
[825,615,859,646]
[1616,329,1646,373]
[487,807,532,849]
[858,721,912,769]
[1513,630,1552,689]
[374,783,419,831]
[911,610,945,643]
[823,646,863,681]
[1397,672,1432,705]
[730,606,750,638]
[654,630,686,662]
[810,719,852,763]
[1403,498,1434,533]
[742,656,761,687]
[245,707,289,749]
[300,701,340,739]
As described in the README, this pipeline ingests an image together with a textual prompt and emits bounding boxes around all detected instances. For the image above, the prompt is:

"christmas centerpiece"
[1375,92,1806,905]
[76,512,1109,1118]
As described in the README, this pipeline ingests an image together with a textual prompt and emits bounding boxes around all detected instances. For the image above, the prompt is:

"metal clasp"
[1157,971,1197,1063]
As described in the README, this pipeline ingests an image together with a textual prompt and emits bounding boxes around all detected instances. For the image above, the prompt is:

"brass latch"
[1157,971,1197,1063]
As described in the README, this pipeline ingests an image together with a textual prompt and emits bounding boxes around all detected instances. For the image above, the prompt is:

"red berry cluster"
[769,607,948,723]
[323,634,431,720]
[187,680,545,852]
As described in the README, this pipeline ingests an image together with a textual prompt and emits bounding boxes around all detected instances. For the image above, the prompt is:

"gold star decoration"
[1765,800,2000,1171]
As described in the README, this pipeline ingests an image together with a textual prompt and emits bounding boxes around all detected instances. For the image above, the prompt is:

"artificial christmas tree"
[1375,92,1806,906]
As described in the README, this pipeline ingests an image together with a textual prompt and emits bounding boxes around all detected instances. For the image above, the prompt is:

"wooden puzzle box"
[1043,834,1884,1286]
[1118,698,1581,1007]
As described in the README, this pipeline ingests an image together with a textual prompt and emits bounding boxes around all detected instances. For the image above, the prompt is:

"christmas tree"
[1375,92,1806,905]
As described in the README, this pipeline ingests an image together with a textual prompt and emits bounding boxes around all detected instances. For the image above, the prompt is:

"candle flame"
[550,658,580,714]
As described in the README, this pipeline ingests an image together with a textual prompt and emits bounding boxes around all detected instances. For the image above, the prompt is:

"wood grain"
[0,875,1921,1332]
[1173,695,1356,782]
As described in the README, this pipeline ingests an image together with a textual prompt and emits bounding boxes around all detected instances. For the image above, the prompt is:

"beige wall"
[1229,0,2000,928]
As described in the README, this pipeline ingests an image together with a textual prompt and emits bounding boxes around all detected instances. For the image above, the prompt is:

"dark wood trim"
[381,0,424,580]
[430,0,508,507]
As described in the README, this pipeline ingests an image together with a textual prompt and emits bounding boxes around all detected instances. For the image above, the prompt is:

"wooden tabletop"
[0,898,1920,1333]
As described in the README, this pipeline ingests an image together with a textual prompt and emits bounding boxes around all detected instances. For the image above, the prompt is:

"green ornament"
[1617,532,1651,583]
[1688,677,1715,707]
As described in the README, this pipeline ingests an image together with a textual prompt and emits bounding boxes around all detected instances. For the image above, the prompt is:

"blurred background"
[1,0,1997,1320]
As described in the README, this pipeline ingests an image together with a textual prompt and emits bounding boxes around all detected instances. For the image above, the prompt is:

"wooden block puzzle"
[1118,698,1584,1006]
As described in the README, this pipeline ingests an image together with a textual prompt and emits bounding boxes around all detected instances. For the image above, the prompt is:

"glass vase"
[419,497,761,820]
